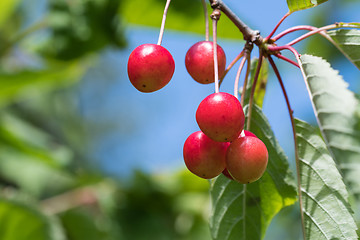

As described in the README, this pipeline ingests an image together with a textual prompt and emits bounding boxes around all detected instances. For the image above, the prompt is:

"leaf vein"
[303,210,331,240]
[301,189,347,239]
[214,188,245,238]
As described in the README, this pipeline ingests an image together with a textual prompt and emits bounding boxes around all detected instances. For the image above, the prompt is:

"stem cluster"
[205,3,360,240]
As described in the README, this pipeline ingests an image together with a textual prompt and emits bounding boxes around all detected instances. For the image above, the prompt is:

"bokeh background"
[0,0,359,239]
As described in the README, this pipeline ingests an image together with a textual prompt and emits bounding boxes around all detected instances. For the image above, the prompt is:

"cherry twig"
[208,0,262,45]
[157,0,172,45]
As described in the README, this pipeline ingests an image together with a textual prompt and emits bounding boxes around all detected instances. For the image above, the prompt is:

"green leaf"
[287,0,328,12]
[295,119,358,239]
[0,61,84,107]
[0,199,65,240]
[209,105,297,240]
[0,0,21,29]
[299,54,360,199]
[327,29,360,70]
[122,0,242,39]
[243,58,269,108]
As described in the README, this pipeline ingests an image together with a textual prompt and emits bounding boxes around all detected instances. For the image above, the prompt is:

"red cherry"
[222,130,256,180]
[185,41,226,84]
[183,131,227,179]
[226,136,268,184]
[127,44,175,93]
[196,92,245,142]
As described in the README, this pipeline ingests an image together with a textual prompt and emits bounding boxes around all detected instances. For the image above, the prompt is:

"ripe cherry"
[127,44,175,93]
[226,135,268,184]
[183,131,227,179]
[185,41,226,84]
[196,92,245,142]
[222,130,257,180]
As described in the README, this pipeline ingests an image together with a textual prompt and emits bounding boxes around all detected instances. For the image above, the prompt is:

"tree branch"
[208,0,263,45]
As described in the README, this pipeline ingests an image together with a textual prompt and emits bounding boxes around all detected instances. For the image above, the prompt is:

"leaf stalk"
[268,55,306,240]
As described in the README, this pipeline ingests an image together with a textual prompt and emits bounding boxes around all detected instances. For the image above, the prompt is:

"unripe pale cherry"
[183,131,228,179]
[127,44,175,93]
[222,130,257,180]
[185,41,226,84]
[196,92,245,142]
[226,136,268,184]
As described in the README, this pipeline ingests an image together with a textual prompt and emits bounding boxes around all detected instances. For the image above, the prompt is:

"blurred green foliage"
[114,171,211,240]
[0,0,22,29]
[122,0,243,39]
[0,199,66,240]
[42,0,126,60]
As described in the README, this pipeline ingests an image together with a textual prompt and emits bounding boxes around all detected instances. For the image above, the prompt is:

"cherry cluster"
[127,39,268,184]
[182,42,268,183]
[127,0,268,184]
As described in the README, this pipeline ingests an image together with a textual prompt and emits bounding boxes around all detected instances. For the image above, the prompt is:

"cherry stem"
[234,56,247,99]
[264,12,291,41]
[270,25,351,62]
[285,23,360,46]
[201,0,210,41]
[273,25,319,41]
[274,53,300,68]
[267,44,299,54]
[219,50,244,87]
[246,50,263,130]
[211,9,221,93]
[240,50,251,107]
[286,25,335,46]
[157,0,172,45]
[269,45,301,68]
[273,22,360,42]
[267,55,306,240]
